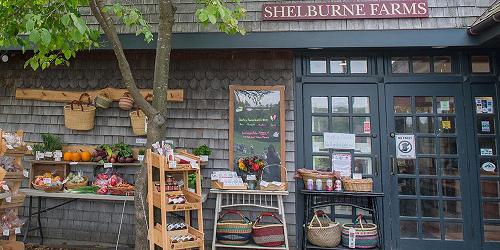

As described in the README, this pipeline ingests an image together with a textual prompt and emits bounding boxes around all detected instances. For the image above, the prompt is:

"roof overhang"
[469,0,500,46]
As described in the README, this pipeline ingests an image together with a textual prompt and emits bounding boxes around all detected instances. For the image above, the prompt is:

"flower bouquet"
[238,156,266,189]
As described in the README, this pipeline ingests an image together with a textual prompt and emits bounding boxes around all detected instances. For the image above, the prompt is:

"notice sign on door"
[324,133,356,149]
[395,134,416,159]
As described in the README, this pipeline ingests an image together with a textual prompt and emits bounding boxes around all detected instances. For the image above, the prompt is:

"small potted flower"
[193,145,211,162]
[138,149,146,162]
[238,156,265,190]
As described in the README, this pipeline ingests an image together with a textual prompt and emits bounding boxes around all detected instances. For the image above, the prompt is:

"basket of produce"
[130,107,147,136]
[64,94,96,131]
[295,168,340,190]
[32,173,63,192]
[252,212,285,247]
[216,210,253,245]
[119,91,134,110]
[341,215,378,249]
[64,172,88,190]
[307,211,341,248]
[343,178,373,192]
[94,91,112,109]
[108,183,135,196]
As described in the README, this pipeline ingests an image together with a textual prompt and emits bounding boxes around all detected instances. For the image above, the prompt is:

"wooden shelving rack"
[0,129,28,250]
[147,149,205,250]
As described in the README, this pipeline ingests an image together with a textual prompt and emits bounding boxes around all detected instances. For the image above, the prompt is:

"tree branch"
[89,0,156,118]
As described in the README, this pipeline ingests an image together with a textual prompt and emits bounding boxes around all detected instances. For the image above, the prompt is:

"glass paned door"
[386,84,473,249]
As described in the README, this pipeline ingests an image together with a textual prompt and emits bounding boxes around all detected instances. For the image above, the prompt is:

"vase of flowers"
[238,156,265,190]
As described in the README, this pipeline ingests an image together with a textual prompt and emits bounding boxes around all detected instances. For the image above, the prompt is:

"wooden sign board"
[229,85,286,183]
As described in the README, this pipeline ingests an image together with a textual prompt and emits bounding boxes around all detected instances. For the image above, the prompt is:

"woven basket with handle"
[252,212,285,247]
[64,93,96,131]
[95,91,112,109]
[216,210,253,245]
[119,92,134,110]
[341,215,378,249]
[343,178,373,192]
[307,211,341,247]
[65,176,88,190]
[130,107,147,136]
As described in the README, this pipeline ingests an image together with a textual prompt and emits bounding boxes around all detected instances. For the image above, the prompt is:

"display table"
[210,189,290,250]
[21,188,133,244]
[301,190,384,250]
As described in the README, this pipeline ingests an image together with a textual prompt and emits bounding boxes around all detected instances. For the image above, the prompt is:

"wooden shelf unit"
[0,129,27,250]
[147,149,205,250]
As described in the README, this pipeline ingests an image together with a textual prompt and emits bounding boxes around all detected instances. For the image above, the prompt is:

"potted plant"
[193,144,211,162]
[41,133,63,160]
[138,148,146,162]
[188,173,196,193]
[31,143,45,160]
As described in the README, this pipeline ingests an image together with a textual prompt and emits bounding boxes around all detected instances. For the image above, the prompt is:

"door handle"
[391,157,396,175]
[374,155,379,176]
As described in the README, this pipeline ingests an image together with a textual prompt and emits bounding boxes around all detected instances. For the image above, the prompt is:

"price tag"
[43,178,52,184]
[23,170,29,178]
[210,173,218,181]
[136,138,147,144]
[271,181,282,186]
[27,145,33,151]
[348,228,356,248]
[36,152,45,160]
[6,145,13,150]
[104,163,113,168]
[137,155,145,161]
[53,151,62,158]
[352,173,363,180]
[190,162,199,169]
[2,185,9,191]
[246,175,256,181]
[260,180,269,187]
[6,197,11,203]
[69,162,78,165]
[3,229,9,236]
[14,228,20,234]
[169,161,177,169]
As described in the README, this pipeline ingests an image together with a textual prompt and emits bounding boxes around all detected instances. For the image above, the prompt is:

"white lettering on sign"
[395,134,416,159]
[136,138,147,144]
[324,133,356,149]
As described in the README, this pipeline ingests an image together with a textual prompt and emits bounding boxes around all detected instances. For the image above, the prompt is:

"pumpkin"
[63,152,72,161]
[71,152,81,162]
[81,151,92,162]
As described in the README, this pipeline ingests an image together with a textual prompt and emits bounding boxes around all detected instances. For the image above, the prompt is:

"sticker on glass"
[440,101,450,111]
[476,97,494,114]
[441,120,451,130]
[395,134,416,159]
[482,162,496,172]
[481,148,493,156]
[363,121,371,134]
[332,153,352,177]
[481,121,491,133]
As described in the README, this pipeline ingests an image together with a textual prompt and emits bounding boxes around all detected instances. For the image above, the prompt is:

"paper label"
[170,161,177,169]
[348,227,356,248]
[26,145,33,151]
[363,121,371,134]
[136,138,147,144]
[2,185,9,191]
[271,181,282,186]
[104,163,113,168]
[481,121,491,133]
[352,173,363,180]
[44,152,53,157]
[246,175,257,181]
[441,121,451,130]
[481,148,493,156]
[482,162,496,172]
[190,161,199,169]
[3,229,9,236]
[332,153,352,177]
[69,162,78,165]
[324,133,356,149]
[260,180,269,187]
[53,151,62,158]
[138,155,145,161]
[43,178,52,184]
[440,101,450,111]
[211,173,218,181]
[14,228,20,234]
[6,197,11,203]
[36,152,45,160]
[395,134,416,159]
[23,170,29,178]
[6,145,13,150]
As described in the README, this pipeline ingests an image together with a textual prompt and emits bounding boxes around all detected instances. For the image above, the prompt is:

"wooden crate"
[0,193,26,210]
[29,162,69,187]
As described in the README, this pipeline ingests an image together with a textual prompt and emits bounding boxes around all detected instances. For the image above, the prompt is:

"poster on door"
[475,97,494,114]
[332,153,352,177]
[395,134,416,159]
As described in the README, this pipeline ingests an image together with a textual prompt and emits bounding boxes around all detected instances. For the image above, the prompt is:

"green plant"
[31,143,44,153]
[112,142,133,158]
[138,149,146,155]
[188,173,197,189]
[193,144,211,156]
[41,133,63,152]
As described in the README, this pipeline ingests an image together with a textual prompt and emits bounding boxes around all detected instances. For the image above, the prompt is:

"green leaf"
[26,19,34,31]
[40,29,51,46]
[29,59,39,70]
[198,10,208,22]
[61,14,71,26]
[70,13,86,34]
[63,49,72,60]
[208,14,217,24]
[28,30,40,43]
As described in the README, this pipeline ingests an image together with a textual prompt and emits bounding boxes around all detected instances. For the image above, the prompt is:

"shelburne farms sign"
[262,0,429,21]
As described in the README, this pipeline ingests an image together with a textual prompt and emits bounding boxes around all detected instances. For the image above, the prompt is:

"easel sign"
[229,85,286,183]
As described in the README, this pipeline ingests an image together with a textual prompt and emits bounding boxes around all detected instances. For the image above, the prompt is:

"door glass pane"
[444,223,463,241]
[444,201,462,218]
[420,179,438,196]
[330,58,348,74]
[353,117,370,134]
[394,97,412,113]
[415,96,433,113]
[477,116,495,134]
[354,157,372,175]
[313,156,330,171]
[438,117,456,134]
[397,159,416,174]
[413,56,431,73]
[422,221,441,239]
[475,97,495,114]
[332,97,349,113]
[312,136,327,153]
[400,199,417,216]
[400,220,418,238]
[398,178,416,195]
[481,180,500,197]
[355,137,371,154]
[484,224,500,242]
[442,179,461,197]
[478,137,496,156]
[417,117,434,133]
[441,158,459,176]
[350,57,368,74]
[480,159,498,177]
[437,97,455,114]
[334,205,352,215]
[421,200,439,217]
[312,116,329,132]
[440,137,457,155]
[417,137,435,154]
[471,56,490,73]
[352,97,370,114]
[311,97,328,113]
[395,117,413,133]
[419,158,436,175]
[310,58,327,73]
[483,201,500,219]
[433,56,452,73]
[391,57,409,73]
[332,117,349,133]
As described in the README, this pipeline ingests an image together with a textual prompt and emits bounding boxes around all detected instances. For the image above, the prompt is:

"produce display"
[92,143,135,163]
[32,172,63,190]
[64,172,88,190]
[0,209,25,232]
[0,156,21,173]
[171,234,196,243]
[167,194,186,204]
[93,171,134,195]
[167,222,187,231]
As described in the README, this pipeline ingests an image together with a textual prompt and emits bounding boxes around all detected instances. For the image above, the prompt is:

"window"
[390,56,453,74]
[433,56,452,73]
[309,56,369,74]
[330,58,348,74]
[472,56,491,73]
[310,58,327,74]
[350,58,368,74]
[412,57,431,73]
[392,57,410,73]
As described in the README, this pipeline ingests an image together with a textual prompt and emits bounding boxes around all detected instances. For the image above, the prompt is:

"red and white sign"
[262,0,429,21]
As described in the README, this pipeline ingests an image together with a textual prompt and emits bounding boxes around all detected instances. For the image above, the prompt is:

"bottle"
[326,179,334,191]
[335,179,342,191]
[307,179,314,190]
[315,179,323,191]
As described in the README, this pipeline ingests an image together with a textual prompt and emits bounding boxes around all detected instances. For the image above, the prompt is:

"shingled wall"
[0,50,296,248]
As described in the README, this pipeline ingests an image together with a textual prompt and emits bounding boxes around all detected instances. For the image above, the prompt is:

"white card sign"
[324,133,356,149]
[104,163,113,168]
[332,153,352,177]
[136,138,147,144]
[395,134,416,159]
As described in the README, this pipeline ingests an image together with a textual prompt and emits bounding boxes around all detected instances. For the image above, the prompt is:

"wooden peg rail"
[15,87,184,103]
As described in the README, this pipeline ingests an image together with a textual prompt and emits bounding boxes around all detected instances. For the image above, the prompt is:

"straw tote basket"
[307,211,341,247]
[252,212,285,247]
[64,93,96,131]
[119,92,134,110]
[341,215,378,249]
[216,210,253,245]
[130,107,147,136]
[94,91,112,109]
[343,178,373,192]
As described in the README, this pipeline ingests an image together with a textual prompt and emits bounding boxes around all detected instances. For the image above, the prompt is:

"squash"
[81,151,92,162]
[63,152,72,161]
[71,152,81,162]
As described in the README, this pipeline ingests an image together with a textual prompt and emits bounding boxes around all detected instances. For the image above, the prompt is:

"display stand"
[146,149,204,250]
[0,129,28,250]
[210,189,290,250]
[301,190,384,250]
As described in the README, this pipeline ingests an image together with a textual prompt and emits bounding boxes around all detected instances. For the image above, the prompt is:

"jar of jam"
[166,175,175,186]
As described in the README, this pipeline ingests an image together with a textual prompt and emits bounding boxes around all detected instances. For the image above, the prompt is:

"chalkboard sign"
[229,85,286,183]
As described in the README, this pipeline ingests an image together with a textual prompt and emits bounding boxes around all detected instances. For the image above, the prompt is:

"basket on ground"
[343,178,373,192]
[216,210,253,245]
[307,211,341,248]
[252,212,285,247]
[341,215,378,249]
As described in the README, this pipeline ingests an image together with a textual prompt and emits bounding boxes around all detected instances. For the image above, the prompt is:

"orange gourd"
[63,152,72,161]
[71,152,81,162]
[81,151,91,162]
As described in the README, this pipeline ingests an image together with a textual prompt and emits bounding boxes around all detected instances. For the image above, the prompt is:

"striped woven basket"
[341,215,378,249]
[216,210,253,245]
[252,212,285,247]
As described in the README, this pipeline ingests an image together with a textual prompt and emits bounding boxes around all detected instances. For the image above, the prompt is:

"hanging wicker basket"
[64,93,96,131]
[130,107,147,136]
[119,92,134,110]
[307,212,341,248]
[94,91,112,109]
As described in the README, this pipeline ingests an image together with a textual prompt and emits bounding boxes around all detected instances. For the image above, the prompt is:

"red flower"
[252,163,260,172]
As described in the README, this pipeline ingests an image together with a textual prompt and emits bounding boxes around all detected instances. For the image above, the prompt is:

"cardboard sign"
[395,135,416,159]
[324,133,356,149]
[332,153,352,177]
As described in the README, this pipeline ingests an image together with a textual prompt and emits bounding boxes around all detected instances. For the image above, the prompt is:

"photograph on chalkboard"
[229,85,286,184]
